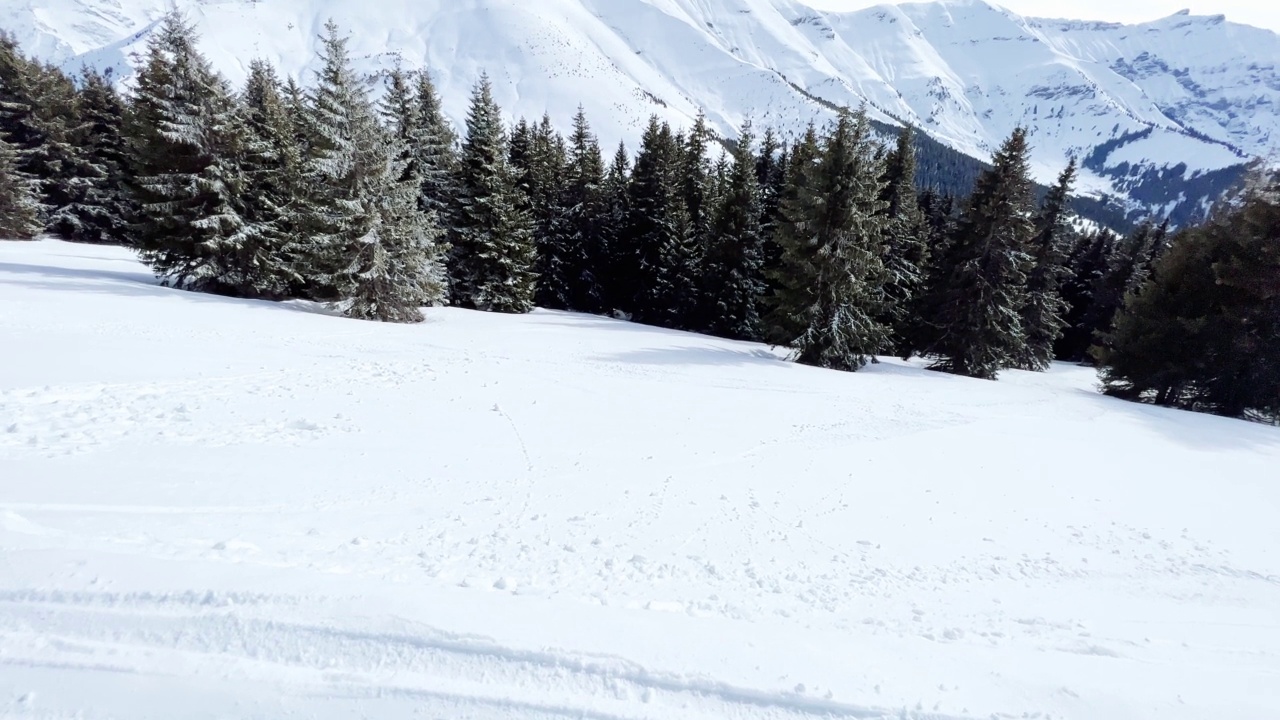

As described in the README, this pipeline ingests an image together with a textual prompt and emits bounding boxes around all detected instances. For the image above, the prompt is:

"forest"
[1,16,1276,420]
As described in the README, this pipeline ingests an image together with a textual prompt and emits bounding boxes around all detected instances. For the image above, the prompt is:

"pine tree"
[559,107,608,312]
[1099,173,1280,418]
[624,116,697,328]
[897,189,956,359]
[1,36,100,239]
[123,13,265,294]
[0,131,41,238]
[1056,227,1115,361]
[700,120,766,340]
[412,71,458,222]
[877,125,929,353]
[70,68,131,244]
[451,74,536,313]
[237,59,303,297]
[1080,221,1161,361]
[598,140,631,315]
[513,115,568,310]
[929,127,1036,379]
[1015,158,1077,371]
[296,22,445,320]
[765,123,821,346]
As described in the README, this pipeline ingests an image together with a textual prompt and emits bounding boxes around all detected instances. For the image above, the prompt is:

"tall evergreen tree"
[0,131,41,238]
[766,123,821,345]
[1056,227,1116,361]
[559,107,607,312]
[70,68,131,244]
[897,189,957,358]
[877,124,928,352]
[451,74,536,313]
[929,127,1036,379]
[412,71,458,223]
[511,115,568,309]
[700,120,766,340]
[123,13,265,294]
[1015,158,1077,371]
[598,140,631,315]
[623,116,697,327]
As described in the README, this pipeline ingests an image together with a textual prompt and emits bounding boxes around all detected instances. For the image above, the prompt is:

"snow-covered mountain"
[6,0,1279,222]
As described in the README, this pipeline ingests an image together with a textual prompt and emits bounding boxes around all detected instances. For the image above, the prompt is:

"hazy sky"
[802,0,1280,32]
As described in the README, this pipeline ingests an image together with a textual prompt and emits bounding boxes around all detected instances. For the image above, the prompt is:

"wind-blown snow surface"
[2,240,1279,719]
[5,0,1279,209]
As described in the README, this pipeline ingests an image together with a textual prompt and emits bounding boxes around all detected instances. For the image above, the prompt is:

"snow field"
[1,240,1278,719]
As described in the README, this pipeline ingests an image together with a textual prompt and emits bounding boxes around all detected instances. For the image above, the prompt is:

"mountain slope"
[4,239,1280,720]
[4,0,1278,223]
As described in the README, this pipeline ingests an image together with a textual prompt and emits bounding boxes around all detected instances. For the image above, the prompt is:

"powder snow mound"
[3,239,1280,719]
[5,0,1279,219]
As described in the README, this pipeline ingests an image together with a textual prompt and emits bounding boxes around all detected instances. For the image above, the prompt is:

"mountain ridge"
[4,0,1277,224]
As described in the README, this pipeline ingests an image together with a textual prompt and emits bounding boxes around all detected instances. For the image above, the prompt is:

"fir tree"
[513,115,568,310]
[929,127,1036,379]
[70,68,131,244]
[1080,221,1161,361]
[897,189,956,359]
[0,131,41,238]
[1056,227,1115,361]
[559,106,608,312]
[700,120,766,340]
[598,140,631,315]
[451,74,536,313]
[624,116,697,328]
[877,124,929,353]
[412,71,458,222]
[765,123,821,346]
[1015,158,1077,371]
[123,13,265,294]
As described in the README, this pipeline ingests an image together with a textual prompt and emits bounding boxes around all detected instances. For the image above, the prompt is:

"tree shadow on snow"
[602,344,788,368]
[1077,387,1280,452]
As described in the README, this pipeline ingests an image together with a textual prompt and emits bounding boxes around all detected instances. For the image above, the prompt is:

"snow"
[4,0,1277,213]
[2,239,1279,719]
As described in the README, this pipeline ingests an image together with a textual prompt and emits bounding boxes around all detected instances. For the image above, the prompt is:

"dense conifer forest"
[1,17,1276,420]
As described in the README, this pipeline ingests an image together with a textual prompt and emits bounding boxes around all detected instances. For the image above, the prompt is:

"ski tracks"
[0,590,972,720]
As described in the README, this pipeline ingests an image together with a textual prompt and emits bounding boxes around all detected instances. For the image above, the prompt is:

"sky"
[802,0,1280,31]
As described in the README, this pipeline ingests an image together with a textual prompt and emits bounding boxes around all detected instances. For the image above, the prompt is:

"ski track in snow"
[2,241,1280,719]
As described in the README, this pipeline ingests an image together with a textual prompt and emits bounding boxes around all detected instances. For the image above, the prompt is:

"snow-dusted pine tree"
[123,13,266,294]
[877,125,929,354]
[790,110,892,371]
[299,22,446,321]
[700,120,766,341]
[71,68,131,244]
[1015,158,1077,371]
[450,74,536,313]
[0,132,42,239]
[929,127,1036,379]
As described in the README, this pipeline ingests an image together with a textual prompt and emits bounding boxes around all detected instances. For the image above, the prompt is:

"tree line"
[0,16,1275,419]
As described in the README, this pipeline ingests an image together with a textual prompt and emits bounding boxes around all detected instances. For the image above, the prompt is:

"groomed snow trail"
[1,241,1278,719]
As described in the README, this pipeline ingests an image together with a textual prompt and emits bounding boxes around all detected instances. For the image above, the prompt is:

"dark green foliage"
[510,116,569,309]
[70,69,131,244]
[1057,227,1116,361]
[700,121,766,340]
[769,112,891,371]
[557,107,608,313]
[623,116,698,327]
[451,75,536,313]
[1098,172,1280,419]
[929,128,1036,379]
[1016,159,1077,371]
[123,13,265,294]
[598,140,631,315]
[765,124,821,346]
[877,125,928,354]
[0,131,41,238]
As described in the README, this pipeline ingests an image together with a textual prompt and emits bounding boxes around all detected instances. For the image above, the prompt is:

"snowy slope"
[4,0,1278,215]
[2,239,1279,720]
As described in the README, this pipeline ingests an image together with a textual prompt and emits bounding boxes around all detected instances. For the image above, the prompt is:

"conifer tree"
[765,123,821,345]
[598,140,631,314]
[511,115,568,309]
[897,189,956,358]
[123,13,265,294]
[624,116,697,328]
[0,131,41,238]
[1057,227,1115,361]
[559,107,607,312]
[1080,221,1161,360]
[1015,158,1077,371]
[700,120,766,340]
[412,71,458,222]
[877,124,928,353]
[70,68,131,244]
[298,22,445,320]
[929,127,1036,379]
[1099,173,1280,418]
[451,74,536,313]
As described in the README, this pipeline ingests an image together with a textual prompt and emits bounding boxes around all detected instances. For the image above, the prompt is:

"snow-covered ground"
[1,240,1278,720]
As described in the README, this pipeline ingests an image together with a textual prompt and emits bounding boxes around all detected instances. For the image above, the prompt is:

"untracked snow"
[1,240,1279,720]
